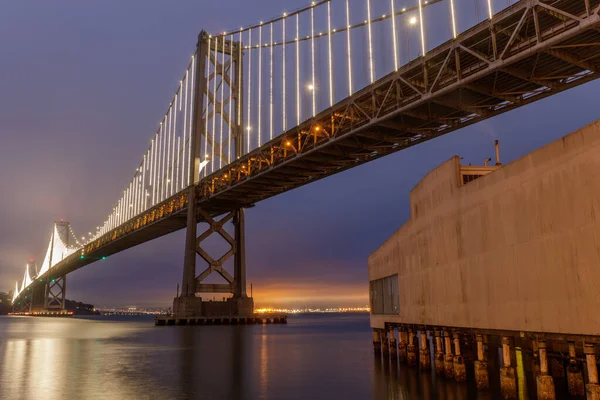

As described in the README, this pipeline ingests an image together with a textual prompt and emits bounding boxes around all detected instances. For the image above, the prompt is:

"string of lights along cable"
[13,0,514,301]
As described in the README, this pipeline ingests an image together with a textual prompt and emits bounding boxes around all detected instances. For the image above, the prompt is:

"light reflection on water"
[0,314,546,399]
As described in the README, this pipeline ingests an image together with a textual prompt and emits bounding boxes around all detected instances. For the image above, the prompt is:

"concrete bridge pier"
[398,328,408,364]
[474,334,489,390]
[500,336,517,399]
[419,330,431,371]
[407,329,417,367]
[444,330,454,378]
[434,330,445,376]
[585,344,600,400]
[567,342,585,396]
[381,330,390,357]
[536,340,556,400]
[389,326,397,361]
[372,330,382,356]
[453,332,466,382]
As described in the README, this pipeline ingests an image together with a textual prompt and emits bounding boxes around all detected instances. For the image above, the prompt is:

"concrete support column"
[419,330,431,370]
[500,336,517,399]
[373,330,381,356]
[381,330,389,356]
[453,332,466,382]
[536,341,556,400]
[474,334,489,390]
[567,341,584,396]
[407,329,417,367]
[398,329,408,364]
[434,330,445,375]
[585,344,600,400]
[389,326,397,360]
[532,339,540,378]
[444,330,454,378]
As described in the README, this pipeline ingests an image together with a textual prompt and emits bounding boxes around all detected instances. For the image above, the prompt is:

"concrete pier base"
[567,364,585,396]
[566,342,584,396]
[453,332,466,382]
[475,361,489,390]
[407,344,417,367]
[501,337,517,399]
[398,332,408,364]
[587,384,600,400]
[444,332,454,378]
[381,331,389,356]
[536,375,556,400]
[585,344,600,400]
[373,330,381,356]
[419,348,431,370]
[390,336,398,360]
[474,335,489,389]
[419,331,430,371]
[173,296,203,318]
[454,356,467,382]
[536,341,556,400]
[500,366,517,399]
[434,331,444,375]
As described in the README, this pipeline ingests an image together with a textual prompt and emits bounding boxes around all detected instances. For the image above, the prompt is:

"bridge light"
[102,256,106,260]
[307,84,314,91]
[409,16,417,25]
[286,141,291,146]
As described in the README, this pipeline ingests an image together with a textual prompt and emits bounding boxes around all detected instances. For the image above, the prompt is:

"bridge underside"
[17,0,600,312]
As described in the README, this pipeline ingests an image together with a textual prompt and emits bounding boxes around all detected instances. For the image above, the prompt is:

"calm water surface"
[1,313,526,399]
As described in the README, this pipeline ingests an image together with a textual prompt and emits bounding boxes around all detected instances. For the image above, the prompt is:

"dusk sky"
[2,0,600,308]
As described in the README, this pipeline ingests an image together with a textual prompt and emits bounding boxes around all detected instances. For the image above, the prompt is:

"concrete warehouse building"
[368,118,600,399]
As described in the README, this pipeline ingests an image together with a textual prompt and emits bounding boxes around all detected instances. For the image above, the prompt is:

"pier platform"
[155,314,287,326]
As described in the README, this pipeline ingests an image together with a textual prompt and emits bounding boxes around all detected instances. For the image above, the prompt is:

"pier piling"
[585,344,600,400]
[567,341,584,396]
[373,329,381,356]
[453,331,466,382]
[398,328,408,364]
[474,334,489,390]
[536,340,556,400]
[407,329,417,367]
[444,330,454,378]
[419,330,431,371]
[500,336,517,399]
[434,330,445,376]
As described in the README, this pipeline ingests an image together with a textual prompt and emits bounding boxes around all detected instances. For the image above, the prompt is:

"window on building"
[370,274,399,315]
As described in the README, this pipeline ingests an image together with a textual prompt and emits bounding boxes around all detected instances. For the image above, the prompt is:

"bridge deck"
[23,0,600,293]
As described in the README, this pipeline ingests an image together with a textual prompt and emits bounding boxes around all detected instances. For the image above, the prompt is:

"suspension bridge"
[10,0,600,317]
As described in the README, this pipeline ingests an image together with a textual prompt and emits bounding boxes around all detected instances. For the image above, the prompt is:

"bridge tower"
[174,30,252,318]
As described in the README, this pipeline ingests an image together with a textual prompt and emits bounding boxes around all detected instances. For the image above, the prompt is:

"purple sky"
[1,0,600,308]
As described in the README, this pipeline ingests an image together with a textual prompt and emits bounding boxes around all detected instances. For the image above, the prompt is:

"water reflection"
[0,314,575,399]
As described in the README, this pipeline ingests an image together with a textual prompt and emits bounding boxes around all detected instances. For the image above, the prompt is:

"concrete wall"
[369,119,600,335]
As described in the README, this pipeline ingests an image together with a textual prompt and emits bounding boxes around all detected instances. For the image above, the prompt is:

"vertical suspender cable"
[220,36,226,169]
[487,0,494,19]
[238,30,243,158]
[367,0,375,83]
[450,0,458,38]
[327,1,334,106]
[346,0,353,95]
[211,37,218,173]
[204,43,211,173]
[188,55,195,182]
[269,24,273,140]
[282,16,287,132]
[418,0,426,57]
[258,24,263,146]
[310,5,316,116]
[172,94,177,194]
[176,137,181,192]
[391,0,399,70]
[246,29,252,154]
[229,34,234,163]
[296,14,301,125]
[182,71,188,188]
